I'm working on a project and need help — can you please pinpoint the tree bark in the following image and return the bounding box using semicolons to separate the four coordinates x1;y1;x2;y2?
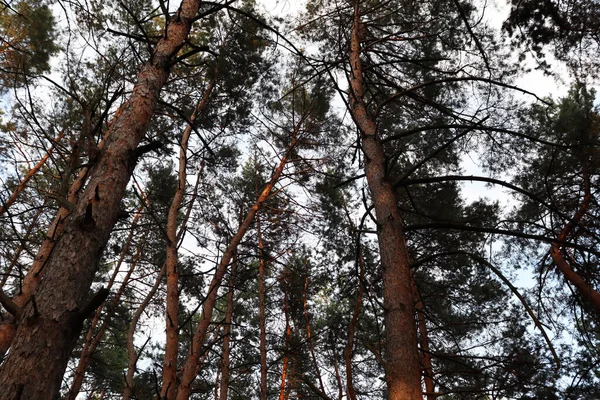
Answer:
124;264;166;400
344;249;364;400
302;260;326;394
66;216;146;400
257;214;269;400
278;290;291;400
160;75;216;400
218;252;237;400
175;133;298;400
550;167;600;314
0;131;64;216
0;0;203;397
0;134;97;357
411;276;435;400
347;2;421;399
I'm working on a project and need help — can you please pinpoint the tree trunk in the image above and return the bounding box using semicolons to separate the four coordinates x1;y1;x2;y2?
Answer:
0;134;98;357
176;133;298;400
257;214;269;400
347;2;421;399
66;218;146;400
278;290;291;400
218;252;237;400
302;260;326;394
412;276;435;400
124;264;166;400
0;0;203;397
160;76;216;400
344;249;364;400
550;168;600;314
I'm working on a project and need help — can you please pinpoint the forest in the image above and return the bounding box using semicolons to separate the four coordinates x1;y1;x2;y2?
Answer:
0;0;599;398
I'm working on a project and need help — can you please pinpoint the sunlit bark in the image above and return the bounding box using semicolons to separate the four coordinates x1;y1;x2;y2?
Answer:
0;0;204;395
0;131;64;216
218;252;237;400
347;1;421;398
176;131;299;400
161;75;216;400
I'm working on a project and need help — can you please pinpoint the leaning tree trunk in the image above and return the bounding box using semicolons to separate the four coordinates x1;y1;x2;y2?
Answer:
0;1;204;397
346;1;422;399
550;166;600;314
176;132;298;400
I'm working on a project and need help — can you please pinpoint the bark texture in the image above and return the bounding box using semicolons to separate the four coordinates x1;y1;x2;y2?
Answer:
0;1;202;397
550;168;600;314
347;1;422;399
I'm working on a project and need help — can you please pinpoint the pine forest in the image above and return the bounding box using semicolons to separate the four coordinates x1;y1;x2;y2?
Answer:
0;0;600;398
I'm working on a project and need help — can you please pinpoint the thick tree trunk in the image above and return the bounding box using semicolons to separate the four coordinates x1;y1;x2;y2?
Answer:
0;135;95;357
0;1;203;397
347;2;421;399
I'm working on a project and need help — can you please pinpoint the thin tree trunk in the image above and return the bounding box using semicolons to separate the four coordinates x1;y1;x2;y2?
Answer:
218;252;237;400
175;132;298;400
257;214;269;400
333;355;343;400
278;290;291;400
302;260;326;394
66;219;147;400
344;249;364;400
0;131;64;216
123;264;166;400
0;0;204;396
411;276;435;400
347;2;421;399
549;167;600;314
124;161;203;400
161;76;216;400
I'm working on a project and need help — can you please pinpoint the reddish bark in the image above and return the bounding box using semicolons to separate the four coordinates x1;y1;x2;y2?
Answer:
0;0;203;397
218;252;237;400
278;290;292;400
347;2;421;399
175;133;298;400
0;131;64;216
302;261;326;394
124;162;203;400
550;168;600;314
257;214;269;400
412;277;435;400
161;76;216;400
